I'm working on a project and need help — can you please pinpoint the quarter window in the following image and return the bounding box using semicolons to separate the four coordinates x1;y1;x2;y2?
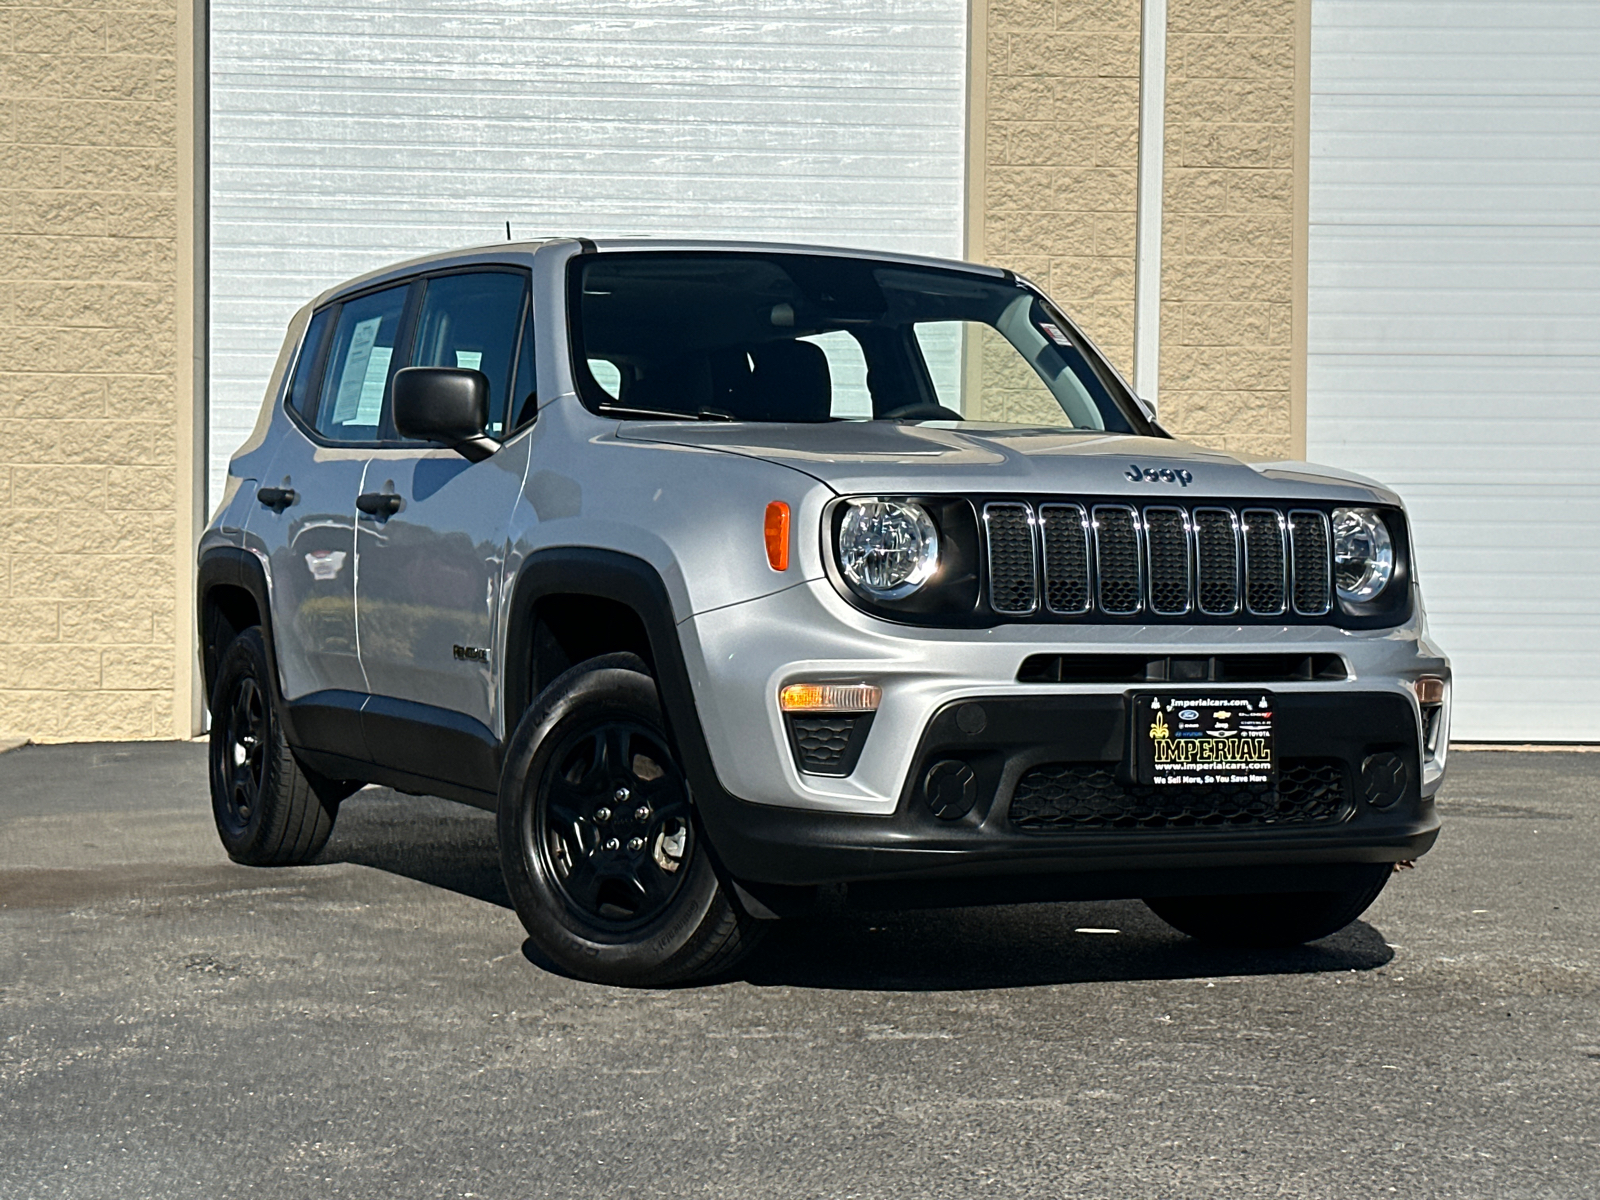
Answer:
286;307;333;422
315;285;409;442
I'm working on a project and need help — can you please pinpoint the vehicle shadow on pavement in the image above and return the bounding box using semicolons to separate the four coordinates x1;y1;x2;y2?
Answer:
314;788;513;909
737;902;1393;991
315;788;1393;991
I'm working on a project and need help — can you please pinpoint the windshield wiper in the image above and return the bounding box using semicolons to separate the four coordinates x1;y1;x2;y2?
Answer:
597;403;736;422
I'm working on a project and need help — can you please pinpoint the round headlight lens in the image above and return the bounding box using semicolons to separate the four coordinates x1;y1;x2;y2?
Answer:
837;499;940;600
1332;507;1394;602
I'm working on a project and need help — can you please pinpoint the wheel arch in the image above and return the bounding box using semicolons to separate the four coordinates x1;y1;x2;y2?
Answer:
197;547;296;740
502;549;727;816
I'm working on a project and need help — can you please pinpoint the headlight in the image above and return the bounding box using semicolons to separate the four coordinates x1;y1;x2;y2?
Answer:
1332;507;1394;602
837;499;940;600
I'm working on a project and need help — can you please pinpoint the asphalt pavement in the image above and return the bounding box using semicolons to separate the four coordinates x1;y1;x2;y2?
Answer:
0;741;1596;1199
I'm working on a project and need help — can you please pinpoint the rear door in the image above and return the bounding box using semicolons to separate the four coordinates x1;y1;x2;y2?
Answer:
252;283;411;721
353;268;534;779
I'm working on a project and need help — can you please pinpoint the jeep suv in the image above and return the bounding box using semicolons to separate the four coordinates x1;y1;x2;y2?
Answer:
198;239;1449;985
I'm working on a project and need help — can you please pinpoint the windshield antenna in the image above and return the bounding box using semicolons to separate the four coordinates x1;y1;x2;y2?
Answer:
505;221;512;241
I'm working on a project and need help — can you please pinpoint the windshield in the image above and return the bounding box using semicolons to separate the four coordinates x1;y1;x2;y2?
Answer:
568;251;1147;433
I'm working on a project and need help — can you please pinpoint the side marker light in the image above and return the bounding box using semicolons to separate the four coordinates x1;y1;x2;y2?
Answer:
764;501;790;571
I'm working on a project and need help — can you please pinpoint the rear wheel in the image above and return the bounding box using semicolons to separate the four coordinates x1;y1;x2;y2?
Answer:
497;653;763;986
208;627;344;865
1144;864;1393;948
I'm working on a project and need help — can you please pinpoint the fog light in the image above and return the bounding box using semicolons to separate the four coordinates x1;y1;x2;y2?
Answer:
779;682;881;713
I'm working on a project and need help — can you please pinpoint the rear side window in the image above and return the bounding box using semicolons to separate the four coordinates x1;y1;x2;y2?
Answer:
314;284;410;442
286;307;333;422
408;271;527;438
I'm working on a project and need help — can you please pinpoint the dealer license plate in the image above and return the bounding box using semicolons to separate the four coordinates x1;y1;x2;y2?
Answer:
1131;692;1276;787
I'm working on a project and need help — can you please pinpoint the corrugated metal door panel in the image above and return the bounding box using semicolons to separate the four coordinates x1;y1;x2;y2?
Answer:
1308;0;1600;740
209;0;967;505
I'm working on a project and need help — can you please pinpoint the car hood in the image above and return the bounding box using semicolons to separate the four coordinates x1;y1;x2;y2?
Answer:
615;421;1402;506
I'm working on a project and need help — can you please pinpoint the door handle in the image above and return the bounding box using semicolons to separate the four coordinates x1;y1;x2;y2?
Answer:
256;486;297;511
356;491;403;518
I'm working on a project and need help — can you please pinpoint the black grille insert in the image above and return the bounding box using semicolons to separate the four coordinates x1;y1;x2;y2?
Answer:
1040;503;1090;614
1241;508;1286;616
1092;505;1141;615
1008;757;1348;831
1144;506;1191;615
1288;510;1332;616
984;502;1037;616
1194;508;1240;615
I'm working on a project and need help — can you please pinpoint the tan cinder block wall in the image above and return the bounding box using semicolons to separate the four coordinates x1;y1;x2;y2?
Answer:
1156;0;1298;460
0;0;183;741
974;0;1143;376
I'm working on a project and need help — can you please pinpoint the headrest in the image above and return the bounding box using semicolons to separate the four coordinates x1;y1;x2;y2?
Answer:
743;340;833;422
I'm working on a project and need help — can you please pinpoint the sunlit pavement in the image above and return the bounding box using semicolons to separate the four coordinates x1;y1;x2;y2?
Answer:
1;742;1595;1199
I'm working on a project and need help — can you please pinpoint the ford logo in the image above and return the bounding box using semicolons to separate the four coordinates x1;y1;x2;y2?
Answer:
1178;709;1199;721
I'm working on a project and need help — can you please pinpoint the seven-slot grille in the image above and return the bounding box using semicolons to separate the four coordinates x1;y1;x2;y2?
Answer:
982;502;1333;620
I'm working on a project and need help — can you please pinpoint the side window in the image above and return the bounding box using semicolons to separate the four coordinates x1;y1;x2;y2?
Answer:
286;308;333;421
409;271;527;438
315;284;410;442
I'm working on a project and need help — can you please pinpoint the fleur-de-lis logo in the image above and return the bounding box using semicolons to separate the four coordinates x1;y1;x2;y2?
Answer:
1149;711;1170;740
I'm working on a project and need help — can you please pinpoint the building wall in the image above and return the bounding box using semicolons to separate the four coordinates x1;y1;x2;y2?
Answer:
1155;0;1299;460
971;0;1143;376
0;0;188;741
0;0;1307;744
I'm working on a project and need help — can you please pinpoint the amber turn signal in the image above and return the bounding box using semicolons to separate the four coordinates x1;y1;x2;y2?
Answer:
764;501;790;571
1415;675;1446;705
779;682;882;713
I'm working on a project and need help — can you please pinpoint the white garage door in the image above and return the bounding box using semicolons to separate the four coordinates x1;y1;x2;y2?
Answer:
208;0;968;507
1307;1;1600;741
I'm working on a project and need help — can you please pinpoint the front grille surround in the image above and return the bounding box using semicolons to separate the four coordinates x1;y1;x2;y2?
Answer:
975;498;1340;624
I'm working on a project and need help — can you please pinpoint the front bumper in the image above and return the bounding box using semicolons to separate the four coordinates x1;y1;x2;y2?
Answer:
678;579;1447;896
694;688;1440;895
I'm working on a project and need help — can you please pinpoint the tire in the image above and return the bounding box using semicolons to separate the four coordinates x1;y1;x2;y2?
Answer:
208;627;343;866
497;653;764;986
1144;864;1393;948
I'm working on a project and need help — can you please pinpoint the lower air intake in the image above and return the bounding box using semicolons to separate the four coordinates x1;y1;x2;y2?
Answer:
1008;759;1347;831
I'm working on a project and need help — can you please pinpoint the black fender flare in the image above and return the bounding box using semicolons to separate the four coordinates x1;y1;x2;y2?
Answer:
196;546;301;746
501;548;751;846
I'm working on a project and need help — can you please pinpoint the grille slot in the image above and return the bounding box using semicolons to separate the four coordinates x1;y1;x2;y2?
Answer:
1092;505;1142;616
983;502;1037;615
1241;508;1286;616
1193;508;1240;615
1039;504;1091;614
1143;506;1191;615
1288;509;1333;616
1008;758;1348;831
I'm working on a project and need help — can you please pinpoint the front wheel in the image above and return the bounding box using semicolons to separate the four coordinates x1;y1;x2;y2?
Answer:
1144;864;1393;948
497;654;763;986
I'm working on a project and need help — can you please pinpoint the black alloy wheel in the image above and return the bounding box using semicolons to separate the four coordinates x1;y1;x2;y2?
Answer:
218;673;269;839
497;653;764;986
534;718;694;928
207;626;344;865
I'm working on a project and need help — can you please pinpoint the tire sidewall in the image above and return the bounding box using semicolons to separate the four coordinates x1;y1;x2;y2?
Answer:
497;655;722;983
208;627;279;861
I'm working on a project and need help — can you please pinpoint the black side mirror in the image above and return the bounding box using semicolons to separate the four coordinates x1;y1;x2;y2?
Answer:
392;367;501;462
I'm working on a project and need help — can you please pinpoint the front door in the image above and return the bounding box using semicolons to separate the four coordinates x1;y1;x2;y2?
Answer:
353;269;533;781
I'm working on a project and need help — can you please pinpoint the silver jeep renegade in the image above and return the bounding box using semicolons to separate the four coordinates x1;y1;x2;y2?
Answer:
199;239;1450;985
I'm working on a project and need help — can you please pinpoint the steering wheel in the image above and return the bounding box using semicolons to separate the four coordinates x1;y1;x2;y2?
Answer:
880;403;964;421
